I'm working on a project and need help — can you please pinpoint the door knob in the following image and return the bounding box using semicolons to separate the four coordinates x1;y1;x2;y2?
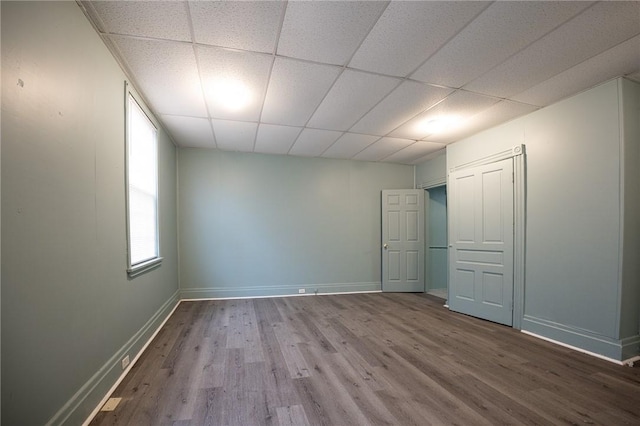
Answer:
383;243;388;249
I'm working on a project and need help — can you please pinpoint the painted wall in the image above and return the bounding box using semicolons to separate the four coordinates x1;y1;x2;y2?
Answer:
179;149;414;298
1;2;179;424
426;186;447;291
415;153;446;188
620;78;640;348
446;78;639;360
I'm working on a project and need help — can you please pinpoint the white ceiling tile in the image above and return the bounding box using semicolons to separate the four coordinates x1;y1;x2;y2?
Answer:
350;81;453;136
464;1;640;98
423;100;538;144
111;37;206;117
189;1;284;53
162;115;215;148
511;35;640;107
349;1;490;77
411;1;592;88
289;128;342;157
277;1;387;65
88;1;191;41
321;133;380;160
390;90;499;140
352;137;414;162
261;58;341;126
211;120;257;153
197;46;273;122
254;124;302;155
382;142;446;164
308;70;400;131
410;150;447;166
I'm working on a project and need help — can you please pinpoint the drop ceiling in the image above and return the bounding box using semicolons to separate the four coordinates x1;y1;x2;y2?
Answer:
80;1;640;165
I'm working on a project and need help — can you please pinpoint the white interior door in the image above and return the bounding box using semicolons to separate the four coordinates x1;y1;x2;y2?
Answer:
448;158;514;325
382;190;424;292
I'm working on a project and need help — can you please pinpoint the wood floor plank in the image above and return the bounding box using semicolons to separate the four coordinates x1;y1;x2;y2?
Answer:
275;405;310;426
272;322;312;379
90;293;640;426
254;315;301;409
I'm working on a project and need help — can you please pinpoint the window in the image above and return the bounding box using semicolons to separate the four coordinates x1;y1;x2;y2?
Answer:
126;89;161;275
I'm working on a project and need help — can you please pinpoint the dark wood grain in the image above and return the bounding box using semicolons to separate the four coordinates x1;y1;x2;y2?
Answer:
90;293;640;425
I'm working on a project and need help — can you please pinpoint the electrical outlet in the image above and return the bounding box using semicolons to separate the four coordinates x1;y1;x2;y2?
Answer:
298;288;306;294
121;355;130;370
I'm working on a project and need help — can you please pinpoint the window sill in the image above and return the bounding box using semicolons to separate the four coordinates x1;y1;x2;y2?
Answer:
128;257;163;277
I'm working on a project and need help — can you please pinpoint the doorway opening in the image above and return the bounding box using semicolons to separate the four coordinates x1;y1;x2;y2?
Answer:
425;185;448;302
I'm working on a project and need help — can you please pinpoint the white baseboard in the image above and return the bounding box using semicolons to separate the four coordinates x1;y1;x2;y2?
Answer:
68;291;181;426
81;287;382;424
521;330;639;366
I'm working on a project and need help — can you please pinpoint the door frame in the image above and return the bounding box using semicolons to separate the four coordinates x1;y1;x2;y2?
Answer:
448;145;526;330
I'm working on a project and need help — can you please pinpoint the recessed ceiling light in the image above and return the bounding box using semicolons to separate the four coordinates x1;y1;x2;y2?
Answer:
209;79;252;111
418;115;462;134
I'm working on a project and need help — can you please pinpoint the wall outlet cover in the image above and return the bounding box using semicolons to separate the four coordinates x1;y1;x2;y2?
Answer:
121;355;130;370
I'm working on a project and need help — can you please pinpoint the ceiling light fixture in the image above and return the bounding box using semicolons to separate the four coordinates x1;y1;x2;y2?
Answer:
210;79;252;111
419;115;462;135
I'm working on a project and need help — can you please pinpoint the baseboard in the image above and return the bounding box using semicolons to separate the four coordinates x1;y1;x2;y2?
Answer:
45;289;181;426
621;334;640;361
180;282;382;300
522;315;639;362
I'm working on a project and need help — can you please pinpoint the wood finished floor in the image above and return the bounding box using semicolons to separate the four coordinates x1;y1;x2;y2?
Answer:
90;293;640;425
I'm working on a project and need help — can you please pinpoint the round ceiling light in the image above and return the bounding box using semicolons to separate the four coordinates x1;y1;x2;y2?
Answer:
211;79;251;111
419;115;462;134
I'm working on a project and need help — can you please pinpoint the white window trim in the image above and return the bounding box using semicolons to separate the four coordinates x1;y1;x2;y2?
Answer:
125;82;162;277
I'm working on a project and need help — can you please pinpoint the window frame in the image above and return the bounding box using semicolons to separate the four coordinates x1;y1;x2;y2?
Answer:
125;82;162;276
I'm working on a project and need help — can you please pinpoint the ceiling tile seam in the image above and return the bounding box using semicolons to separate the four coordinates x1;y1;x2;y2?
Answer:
346;136;385;161
317;132;349;158
374;85;537;144
341;59;456;136
342;20;509;138
102;31;466;95
452;87;533;105
99;34;179;147
272;0;289;57
287;0;391;139
251;0;289;153
77;1;107;34
378;140;420;163
402;0;494;84
410;148;446;165
193;43;275;60
375;89;460;141
96;31;195;46
285;64;345;156
460;0;598;93
186;1;218;148
340;0;391;67
419;98;510;144
76;2;181;147
251;56;277;152
508;31;640;106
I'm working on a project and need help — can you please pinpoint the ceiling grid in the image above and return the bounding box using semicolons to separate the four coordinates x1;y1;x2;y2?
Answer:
79;0;640;164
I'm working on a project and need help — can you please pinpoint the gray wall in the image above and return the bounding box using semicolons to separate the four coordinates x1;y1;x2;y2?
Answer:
1;2;179;424
426;186;447;291
620;78;640;344
415;153;446;188
178;149;414;298
446;78;639;360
